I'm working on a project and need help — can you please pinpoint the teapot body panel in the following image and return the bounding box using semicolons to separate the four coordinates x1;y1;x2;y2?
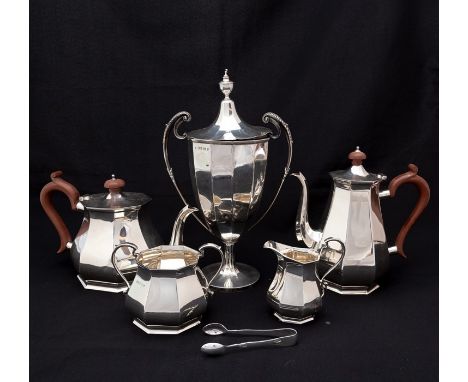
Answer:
126;266;208;326
267;257;323;321
318;183;389;288
71;207;160;283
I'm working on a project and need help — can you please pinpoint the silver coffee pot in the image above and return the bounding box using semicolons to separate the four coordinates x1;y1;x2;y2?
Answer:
163;70;293;290
111;206;223;334
264;238;345;324
40;171;161;292
293;147;430;294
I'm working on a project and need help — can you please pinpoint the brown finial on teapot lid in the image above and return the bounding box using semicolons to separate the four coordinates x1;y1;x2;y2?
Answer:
104;174;126;195
348;146;367;166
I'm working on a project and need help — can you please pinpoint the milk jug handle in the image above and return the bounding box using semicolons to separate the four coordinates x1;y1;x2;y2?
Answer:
39;171;81;254
318;238;346;297
379;164;430;258
162;111;210;231
197;243;224;297
248;112;293;231
111;243;138;292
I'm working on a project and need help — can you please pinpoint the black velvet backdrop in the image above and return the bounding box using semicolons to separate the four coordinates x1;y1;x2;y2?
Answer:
30;1;438;381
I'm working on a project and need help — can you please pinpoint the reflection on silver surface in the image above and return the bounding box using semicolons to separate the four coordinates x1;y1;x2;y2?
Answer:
40;173;161;293
163;71;293;290
201;323;298;356
72;198;160;293
264;239;345;324
293;148;403;294
111;206;223;334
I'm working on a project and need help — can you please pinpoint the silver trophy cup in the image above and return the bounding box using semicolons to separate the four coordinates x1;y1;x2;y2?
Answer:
163;70;293;290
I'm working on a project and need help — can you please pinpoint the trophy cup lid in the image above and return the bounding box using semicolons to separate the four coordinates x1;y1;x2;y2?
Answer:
185;70;272;142
329;147;386;184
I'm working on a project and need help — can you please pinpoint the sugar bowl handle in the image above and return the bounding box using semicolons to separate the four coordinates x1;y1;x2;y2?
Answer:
248;112;293;231
197;243;224;297
39;171;81;253
111;243;139;291
318;238;346;297
379;164;430;258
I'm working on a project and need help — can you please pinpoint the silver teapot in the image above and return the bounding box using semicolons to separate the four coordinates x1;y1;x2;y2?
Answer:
163;70;293;290
264;238;345;324
40;171;161;292
293;147;430;295
111;206;223;334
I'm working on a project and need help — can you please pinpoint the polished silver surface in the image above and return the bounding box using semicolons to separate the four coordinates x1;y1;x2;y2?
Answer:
264;238;345;324
112;206;223;334
163;71;293;290
201;323;297;356
323;280;380;295
79;189;151;211
133;317;201;335
72;180;159;292
72;207;160;292
292;147;394;294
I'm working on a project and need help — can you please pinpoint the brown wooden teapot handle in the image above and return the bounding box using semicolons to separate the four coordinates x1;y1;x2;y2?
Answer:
384;164;430;258
39;171;80;253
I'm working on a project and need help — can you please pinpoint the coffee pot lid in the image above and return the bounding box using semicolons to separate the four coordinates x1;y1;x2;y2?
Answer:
185;70;272;142
79;174;151;210
330;147;385;184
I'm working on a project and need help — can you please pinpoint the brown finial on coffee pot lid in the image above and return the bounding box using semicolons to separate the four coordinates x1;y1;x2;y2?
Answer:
330;146;385;184
348;146;367;166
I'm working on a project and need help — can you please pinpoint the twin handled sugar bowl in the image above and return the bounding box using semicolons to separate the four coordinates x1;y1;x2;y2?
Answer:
264;238;345;324
163;70;293;290
40;171;161;292
112;206;223;334
293;147;430;294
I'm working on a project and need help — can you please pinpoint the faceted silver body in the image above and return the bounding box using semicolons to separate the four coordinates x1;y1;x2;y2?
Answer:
264;239;344;324
112;207;223;334
126;256;209;333
72;205;160;292
163;71;293;290
293;167;391;295
188;139;268;244
317;182;389;293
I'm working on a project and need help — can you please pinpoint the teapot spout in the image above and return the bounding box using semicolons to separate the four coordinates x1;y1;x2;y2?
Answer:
169;205;198;246
291;172;322;249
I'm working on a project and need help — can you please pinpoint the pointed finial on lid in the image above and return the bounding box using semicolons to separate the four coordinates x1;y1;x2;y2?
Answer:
219;69;234;99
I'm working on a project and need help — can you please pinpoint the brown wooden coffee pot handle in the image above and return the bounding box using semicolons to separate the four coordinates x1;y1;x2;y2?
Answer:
383;164;430;258
39;171;80;253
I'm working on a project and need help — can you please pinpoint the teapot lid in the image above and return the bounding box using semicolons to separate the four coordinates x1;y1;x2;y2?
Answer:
79;175;151;210
330;147;386;184
185;70;272;142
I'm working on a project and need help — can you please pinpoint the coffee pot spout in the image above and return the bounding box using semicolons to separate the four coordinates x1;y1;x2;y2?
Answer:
169;206;198;246
291;172;322;249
